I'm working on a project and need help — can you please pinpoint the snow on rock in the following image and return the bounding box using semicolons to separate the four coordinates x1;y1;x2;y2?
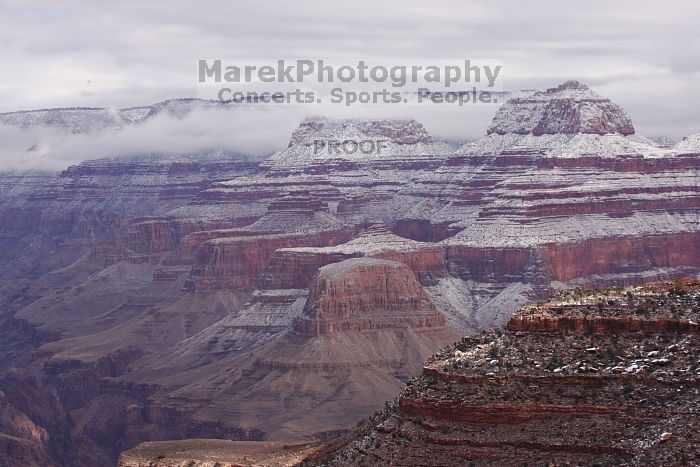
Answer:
283;224;430;255
674;132;700;154
264;118;455;167
444;212;700;248
0;99;222;133
461;81;673;158
0;107;129;133
289;117;434;146
487;80;635;136
462;132;671;158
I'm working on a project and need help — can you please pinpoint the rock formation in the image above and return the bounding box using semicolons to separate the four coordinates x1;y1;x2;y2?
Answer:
487;80;635;136
308;280;700;466
293;258;446;334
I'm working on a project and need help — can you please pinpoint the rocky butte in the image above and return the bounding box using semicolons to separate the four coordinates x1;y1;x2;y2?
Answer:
0;81;698;466
487;80;635;136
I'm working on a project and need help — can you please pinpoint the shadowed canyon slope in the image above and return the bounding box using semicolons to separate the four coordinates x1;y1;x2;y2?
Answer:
0;81;699;465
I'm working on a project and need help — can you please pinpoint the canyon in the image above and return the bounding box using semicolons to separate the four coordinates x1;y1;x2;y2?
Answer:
0;80;698;465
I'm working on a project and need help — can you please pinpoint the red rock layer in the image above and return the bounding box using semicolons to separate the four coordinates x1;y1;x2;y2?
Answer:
293;258;446;335
371;247;447;286
184;230;355;291
260;250;358;290
391;219;461;242
124;218;233;254
258;225;448;290
507;314;700;334
446;246;532;282
544;232;700;281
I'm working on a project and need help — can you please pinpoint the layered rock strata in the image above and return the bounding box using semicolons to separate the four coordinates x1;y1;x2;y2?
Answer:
293;258;446;335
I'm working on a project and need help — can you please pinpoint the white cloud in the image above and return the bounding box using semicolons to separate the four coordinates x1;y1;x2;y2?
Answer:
0;106;305;171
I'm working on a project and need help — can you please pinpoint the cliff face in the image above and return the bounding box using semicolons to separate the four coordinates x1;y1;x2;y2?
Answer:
184;230;354;291
293;258;445;335
172;84;698;302
543;233;700;281
309;279;700;466
265;225;448;289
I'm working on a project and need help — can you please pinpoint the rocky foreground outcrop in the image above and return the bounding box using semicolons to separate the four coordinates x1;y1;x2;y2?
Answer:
306;279;700;465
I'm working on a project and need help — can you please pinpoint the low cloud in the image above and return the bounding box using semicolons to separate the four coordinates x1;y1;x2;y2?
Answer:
2;81;696;172
0;101;503;171
0;106;307;171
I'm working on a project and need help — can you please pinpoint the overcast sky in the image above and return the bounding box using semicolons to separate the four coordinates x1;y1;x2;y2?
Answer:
1;0;699;140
